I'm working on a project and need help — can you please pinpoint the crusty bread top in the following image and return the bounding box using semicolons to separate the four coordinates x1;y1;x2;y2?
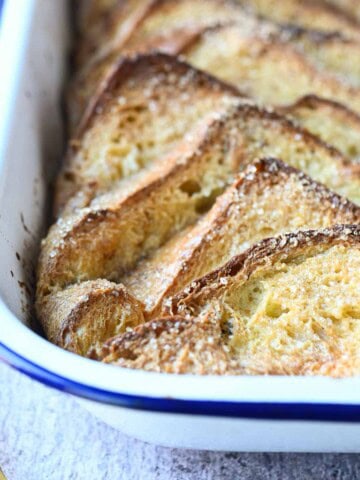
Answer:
36;279;144;357
166;225;360;317
37;157;360;358
38;100;360;300
123;157;360;317
181;23;360;115
101;225;360;376
57;53;240;213
68;18;360;134
101;313;233;374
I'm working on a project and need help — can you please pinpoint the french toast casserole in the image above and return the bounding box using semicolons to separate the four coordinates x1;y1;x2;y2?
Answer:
36;0;360;376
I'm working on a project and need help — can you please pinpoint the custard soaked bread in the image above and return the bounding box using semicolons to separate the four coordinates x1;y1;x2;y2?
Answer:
37;156;360;356
181;24;360;114
123;158;360;318
37;1;360;372
101;226;360;376
43;102;360;296
281;95;360;163
69;20;360;131
37;97;360;355
57;54;240;213
61;54;360;217
68;0;258;129
39;279;145;357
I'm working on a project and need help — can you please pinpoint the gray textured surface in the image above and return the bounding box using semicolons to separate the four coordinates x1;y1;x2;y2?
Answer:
1;362;360;480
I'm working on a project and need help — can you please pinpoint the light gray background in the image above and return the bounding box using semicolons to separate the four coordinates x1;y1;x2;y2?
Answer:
1;362;359;480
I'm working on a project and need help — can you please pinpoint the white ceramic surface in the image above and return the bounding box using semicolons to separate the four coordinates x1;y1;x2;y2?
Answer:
1;0;360;452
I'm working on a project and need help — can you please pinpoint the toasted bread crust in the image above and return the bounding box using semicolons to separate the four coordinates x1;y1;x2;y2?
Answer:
57;54;240;212
100;314;232;374
167;225;360;317
123;158;360;317
38;2;360;373
181;24;360;115
36;279;144;356
101;226;360;376
38;100;360;300
68;18;360;134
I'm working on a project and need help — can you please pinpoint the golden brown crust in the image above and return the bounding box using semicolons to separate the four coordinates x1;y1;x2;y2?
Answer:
58;53;240;212
181;23;360;115
101;226;360;376
167;225;360;317
100;314;232;374
123;158;360;318
38;100;360;302
74;53;239;140
36;279;144;357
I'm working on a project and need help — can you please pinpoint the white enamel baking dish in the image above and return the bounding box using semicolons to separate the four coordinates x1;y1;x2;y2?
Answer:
2;0;360;452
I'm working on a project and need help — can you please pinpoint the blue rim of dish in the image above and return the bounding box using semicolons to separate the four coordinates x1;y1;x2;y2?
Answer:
2;341;360;421
0;0;4;21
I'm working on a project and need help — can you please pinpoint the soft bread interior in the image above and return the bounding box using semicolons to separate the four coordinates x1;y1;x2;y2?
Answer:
221;243;360;376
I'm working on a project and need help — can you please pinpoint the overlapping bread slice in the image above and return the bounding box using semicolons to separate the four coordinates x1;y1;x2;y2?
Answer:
101;225;360;377
274;27;360;88
280;95;360;163
69;19;360;132
123;158;360;319
37;101;360;357
62;53;360;217
74;0;252;72
68;1;260;130
181;24;360;114
58;54;240;213
237;0;360;39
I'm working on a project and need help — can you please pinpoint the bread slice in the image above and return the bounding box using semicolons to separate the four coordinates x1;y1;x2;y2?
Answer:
74;0;252;73
37;98;360;356
275;26;360;88
38;279;144;357
123;158;360;319
68;1;258;130
181;24;360;114
69;19;360;132
237;0;360;40
101;226;360;376
67;26;209;132
280;95;360;163
39;101;360;295
38;157;360;358
101;314;231;374
57;53;240;213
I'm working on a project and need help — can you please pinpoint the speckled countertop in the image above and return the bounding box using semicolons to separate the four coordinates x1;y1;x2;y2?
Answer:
1;363;360;479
